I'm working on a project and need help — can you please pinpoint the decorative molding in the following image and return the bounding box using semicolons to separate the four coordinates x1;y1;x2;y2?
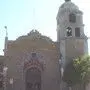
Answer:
15;51;46;74
16;30;53;43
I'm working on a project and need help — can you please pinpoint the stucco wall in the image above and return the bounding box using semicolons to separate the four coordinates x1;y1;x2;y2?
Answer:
5;37;61;90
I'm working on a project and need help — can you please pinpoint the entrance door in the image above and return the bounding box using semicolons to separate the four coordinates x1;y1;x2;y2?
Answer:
25;68;41;90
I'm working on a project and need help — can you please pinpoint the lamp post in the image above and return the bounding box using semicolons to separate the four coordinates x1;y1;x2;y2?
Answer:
4;26;8;37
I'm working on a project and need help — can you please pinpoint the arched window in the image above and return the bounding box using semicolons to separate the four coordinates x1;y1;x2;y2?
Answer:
66;27;72;37
69;13;76;23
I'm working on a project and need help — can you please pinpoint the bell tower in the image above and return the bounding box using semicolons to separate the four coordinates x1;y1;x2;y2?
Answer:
56;0;88;66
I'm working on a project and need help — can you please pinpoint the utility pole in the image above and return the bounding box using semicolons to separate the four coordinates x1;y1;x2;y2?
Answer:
4;26;8;37
4;26;8;56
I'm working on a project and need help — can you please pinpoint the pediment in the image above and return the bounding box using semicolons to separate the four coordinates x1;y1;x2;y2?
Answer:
16;30;53;43
7;30;57;51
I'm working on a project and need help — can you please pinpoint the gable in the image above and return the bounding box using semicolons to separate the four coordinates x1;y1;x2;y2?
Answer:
6;30;58;56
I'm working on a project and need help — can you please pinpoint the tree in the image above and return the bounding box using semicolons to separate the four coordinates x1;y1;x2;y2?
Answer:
74;55;90;85
62;55;90;87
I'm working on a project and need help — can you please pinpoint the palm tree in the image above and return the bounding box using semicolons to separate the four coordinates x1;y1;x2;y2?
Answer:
63;55;90;90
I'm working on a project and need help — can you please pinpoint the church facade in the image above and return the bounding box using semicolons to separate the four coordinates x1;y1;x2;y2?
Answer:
0;0;88;90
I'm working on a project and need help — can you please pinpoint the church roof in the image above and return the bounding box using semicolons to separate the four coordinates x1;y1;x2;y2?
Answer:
7;30;58;52
56;0;82;19
60;1;79;10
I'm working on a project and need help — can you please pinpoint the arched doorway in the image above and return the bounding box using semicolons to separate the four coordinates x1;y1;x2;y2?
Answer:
25;67;41;90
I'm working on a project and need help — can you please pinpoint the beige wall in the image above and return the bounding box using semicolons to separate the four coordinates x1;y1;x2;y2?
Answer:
5;38;61;90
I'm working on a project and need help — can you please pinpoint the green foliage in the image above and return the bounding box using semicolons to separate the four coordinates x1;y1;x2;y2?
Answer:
62;55;90;86
74;55;90;85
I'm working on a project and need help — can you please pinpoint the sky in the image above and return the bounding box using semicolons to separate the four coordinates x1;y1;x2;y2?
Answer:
0;0;90;55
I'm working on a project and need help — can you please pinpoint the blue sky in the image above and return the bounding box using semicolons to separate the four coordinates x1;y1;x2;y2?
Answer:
0;0;90;55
